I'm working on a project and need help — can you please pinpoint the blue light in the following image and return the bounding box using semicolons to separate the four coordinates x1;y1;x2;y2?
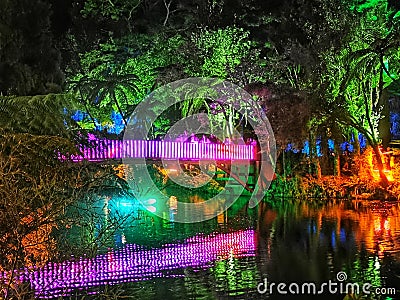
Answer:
331;231;336;249
340;142;354;152
316;139;322;157
359;133;367;149
327;140;335;152
339;228;346;243
301;140;322;156
302;140;310;155
390;112;400;139
285;143;300;153
71;110;87;121
70;110;125;134
108;111;125;134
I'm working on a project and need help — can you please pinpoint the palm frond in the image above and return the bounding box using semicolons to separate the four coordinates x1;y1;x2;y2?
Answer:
0;94;79;137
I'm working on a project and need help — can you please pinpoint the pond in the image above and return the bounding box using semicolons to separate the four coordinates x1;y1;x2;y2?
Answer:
16;196;400;299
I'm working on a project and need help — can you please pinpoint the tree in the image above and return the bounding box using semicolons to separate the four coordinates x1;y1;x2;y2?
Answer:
256;87;311;152
252;0;353;90
81;0;142;23
71;72;140;127
183;27;252;79
0;0;64;95
177;27;255;138
0;94;79;138
320;0;400;186
0;93;132;298
68;34;184;131
0;132;130;299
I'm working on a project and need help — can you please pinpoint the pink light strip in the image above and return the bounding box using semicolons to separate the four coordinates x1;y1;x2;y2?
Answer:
68;139;256;162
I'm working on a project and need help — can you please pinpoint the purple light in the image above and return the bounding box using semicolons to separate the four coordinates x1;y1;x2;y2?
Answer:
68;139;256;162
3;230;256;298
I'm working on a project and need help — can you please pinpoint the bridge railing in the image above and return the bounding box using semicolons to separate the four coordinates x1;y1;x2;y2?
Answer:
70;140;256;162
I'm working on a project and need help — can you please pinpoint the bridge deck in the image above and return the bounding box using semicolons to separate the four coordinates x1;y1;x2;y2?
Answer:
70;139;256;162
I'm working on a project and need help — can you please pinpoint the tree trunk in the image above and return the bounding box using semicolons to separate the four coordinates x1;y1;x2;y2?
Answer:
353;130;360;156
334;140;341;177
112;91;128;126
372;144;389;188
316;159;322;179
352;131;361;175
378;87;391;149
320;136;330;175
309;133;316;176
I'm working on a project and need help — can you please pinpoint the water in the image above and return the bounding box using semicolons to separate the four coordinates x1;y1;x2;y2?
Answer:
14;197;400;299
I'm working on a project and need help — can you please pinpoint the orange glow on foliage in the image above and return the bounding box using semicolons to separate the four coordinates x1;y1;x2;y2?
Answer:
365;147;394;182
21;206;56;268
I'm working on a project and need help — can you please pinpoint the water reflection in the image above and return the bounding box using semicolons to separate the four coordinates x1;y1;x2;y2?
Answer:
256;199;400;299
4;198;400;299
292;200;400;259
18;230;255;298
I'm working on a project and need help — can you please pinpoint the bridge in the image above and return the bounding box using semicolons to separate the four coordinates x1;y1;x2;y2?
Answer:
70;139;257;162
66;138;259;193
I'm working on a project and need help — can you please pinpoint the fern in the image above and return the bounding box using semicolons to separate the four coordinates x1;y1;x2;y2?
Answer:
0;94;79;137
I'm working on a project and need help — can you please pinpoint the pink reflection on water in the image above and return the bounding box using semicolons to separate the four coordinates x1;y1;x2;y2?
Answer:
3;230;255;298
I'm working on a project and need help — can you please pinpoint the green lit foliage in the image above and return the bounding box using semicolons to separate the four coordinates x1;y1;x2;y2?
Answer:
175;79;249;139
228;41;294;88
81;0;141;21
121;34;185;91
265;174;306;198
71;70;140;127
320;0;400;186
149;116;171;139
0;94;79;138
179;84;216;117
177;27;262;139
325;1;399;132
325;50;383;137
184;27;252;79
350;0;393;13
69;34;185;130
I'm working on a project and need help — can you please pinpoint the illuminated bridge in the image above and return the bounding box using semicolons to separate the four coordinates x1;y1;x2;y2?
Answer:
70;139;257;162
64;138;260;193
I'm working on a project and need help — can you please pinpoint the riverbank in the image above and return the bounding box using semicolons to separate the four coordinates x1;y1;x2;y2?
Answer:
292;175;400;201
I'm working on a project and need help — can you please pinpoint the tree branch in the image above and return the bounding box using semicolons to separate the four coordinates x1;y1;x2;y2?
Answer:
163;0;172;26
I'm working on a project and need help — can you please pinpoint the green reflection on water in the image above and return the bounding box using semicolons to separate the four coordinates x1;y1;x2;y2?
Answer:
212;258;258;296
57;192;400;299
